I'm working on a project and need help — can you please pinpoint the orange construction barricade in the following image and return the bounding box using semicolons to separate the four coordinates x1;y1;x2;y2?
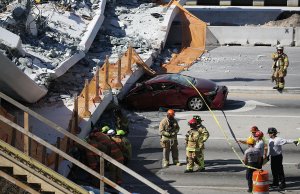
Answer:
253;170;269;194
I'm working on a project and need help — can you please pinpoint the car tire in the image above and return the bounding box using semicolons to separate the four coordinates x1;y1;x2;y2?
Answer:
187;96;206;111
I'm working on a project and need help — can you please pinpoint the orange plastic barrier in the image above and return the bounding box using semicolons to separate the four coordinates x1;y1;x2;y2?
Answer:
161;1;206;73
253;170;269;194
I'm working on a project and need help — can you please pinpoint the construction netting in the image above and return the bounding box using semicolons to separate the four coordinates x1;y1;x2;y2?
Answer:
161;1;207;73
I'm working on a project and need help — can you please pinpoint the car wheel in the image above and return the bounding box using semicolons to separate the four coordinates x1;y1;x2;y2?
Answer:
187;97;205;111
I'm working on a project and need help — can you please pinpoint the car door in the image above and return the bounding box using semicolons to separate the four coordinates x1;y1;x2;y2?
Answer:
126;83;154;109
150;82;185;108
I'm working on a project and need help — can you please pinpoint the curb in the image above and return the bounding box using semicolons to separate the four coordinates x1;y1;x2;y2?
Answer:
228;86;300;94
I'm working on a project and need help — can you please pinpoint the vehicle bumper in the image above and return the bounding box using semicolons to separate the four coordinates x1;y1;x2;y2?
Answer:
211;86;228;109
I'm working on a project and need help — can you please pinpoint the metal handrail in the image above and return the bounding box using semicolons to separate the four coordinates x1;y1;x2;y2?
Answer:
0;91;168;194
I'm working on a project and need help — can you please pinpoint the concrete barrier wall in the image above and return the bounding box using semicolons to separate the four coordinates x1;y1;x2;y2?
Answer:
167;25;296;46
208;26;294;46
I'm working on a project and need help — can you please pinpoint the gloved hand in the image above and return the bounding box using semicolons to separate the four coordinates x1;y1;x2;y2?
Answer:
293;140;299;146
162;131;170;137
170;132;176;136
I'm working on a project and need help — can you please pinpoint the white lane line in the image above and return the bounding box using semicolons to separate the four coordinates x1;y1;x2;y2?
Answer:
175;113;300;118
130;158;298;166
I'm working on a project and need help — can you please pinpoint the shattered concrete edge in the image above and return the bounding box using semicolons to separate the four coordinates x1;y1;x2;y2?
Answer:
53;0;107;78
78;0;107;52
0;52;47;103
118;0;187;101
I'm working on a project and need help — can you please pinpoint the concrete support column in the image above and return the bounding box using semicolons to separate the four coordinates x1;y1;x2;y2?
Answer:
287;0;299;6
220;0;231;6
253;0;265;6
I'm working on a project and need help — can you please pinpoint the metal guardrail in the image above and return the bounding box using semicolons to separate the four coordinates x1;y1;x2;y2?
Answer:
0;138;89;194
0;91;168;194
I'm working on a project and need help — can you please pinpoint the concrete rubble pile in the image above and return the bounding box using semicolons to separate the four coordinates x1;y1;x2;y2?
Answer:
85;0;165;64
47;0;167;103
0;0;99;87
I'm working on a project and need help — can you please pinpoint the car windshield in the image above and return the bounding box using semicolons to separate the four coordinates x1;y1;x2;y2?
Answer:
166;74;196;87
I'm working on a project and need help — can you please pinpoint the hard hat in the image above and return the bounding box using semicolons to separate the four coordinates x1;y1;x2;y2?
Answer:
255;131;264;138
276;45;284;50
167;109;175;116
193;115;203;123
107;129;115;136
101;126;110;133
250;126;259;132
116;130;126;136
267;127;278;134
246;137;255;145
188;118;197;125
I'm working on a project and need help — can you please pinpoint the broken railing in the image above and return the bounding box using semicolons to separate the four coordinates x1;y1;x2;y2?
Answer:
0;91;168;194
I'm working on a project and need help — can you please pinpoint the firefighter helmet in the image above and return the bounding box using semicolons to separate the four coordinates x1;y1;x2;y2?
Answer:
107;129;115;136
276;45;284;50
188;118;197;126
101;126;110;133
250;126;259;132
255;131;264;138
116;130;126;136
167;109;175;117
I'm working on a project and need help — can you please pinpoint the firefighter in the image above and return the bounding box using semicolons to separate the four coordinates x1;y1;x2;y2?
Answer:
112;130;131;166
192;115;209;171
243;138;261;193
86;126;111;171
267;127;298;189
185;118;202;173
271;45;289;91
107;129;124;185
159;109;180;168
113;108;129;135
116;129;132;165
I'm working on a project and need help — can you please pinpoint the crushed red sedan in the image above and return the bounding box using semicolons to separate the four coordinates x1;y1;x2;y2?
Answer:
122;74;228;111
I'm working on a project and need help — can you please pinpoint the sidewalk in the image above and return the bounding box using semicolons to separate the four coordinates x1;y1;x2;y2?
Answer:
228;86;300;94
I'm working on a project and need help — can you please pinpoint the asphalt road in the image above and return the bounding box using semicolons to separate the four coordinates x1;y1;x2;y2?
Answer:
120;46;300;194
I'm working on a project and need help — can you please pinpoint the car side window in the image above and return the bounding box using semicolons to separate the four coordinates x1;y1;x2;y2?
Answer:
149;83;177;92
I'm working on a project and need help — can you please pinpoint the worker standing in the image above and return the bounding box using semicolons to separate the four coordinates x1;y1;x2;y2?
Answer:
254;131;265;168
86;126;111;171
243;138;261;193
193;115;209;171
271;45;289;91
114;130;132;165
266;127;298;189
107;129;124;185
185;118;202;173
159;109;180;168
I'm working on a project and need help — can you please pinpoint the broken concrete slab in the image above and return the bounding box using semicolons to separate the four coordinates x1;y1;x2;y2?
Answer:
0;27;24;55
0;52;47;103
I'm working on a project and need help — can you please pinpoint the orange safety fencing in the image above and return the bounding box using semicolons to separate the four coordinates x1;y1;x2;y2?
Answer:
161;1;207;73
77;47;156;120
